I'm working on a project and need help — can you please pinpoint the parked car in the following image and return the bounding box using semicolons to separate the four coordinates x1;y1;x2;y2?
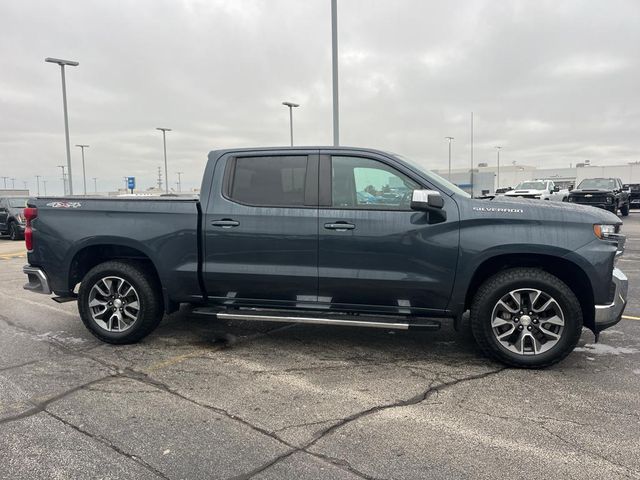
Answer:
623;183;640;209
503;180;558;200
567;178;630;216
22;147;627;368
0;196;28;240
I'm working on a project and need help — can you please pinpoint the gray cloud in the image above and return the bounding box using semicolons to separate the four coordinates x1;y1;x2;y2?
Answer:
1;0;639;194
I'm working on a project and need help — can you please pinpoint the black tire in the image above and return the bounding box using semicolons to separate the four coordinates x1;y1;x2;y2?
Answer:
620;203;630;217
78;260;164;344
8;222;21;241
470;268;582;368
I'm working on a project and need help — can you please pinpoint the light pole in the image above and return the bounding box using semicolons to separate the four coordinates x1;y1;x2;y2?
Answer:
470;112;474;197
75;144;89;195
331;0;339;146
495;146;502;191
445;137;454;180
43;180;47;196
23;181;28;190
282;102;299;146
176;171;183;192
57;165;67;195
10;178;15;189
156;128;171;194
1;176;7;189
35;175;41;195
93;177;98;193
46;57;79;195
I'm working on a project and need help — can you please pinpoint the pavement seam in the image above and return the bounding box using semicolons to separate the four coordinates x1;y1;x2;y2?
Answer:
44;409;171;480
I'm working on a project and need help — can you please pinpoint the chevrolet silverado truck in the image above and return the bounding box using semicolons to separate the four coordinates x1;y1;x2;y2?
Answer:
502;180;558;201
0;196;28;240
568;177;630;216
22;147;628;367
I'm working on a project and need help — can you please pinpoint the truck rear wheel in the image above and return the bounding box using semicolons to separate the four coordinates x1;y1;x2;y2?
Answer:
78;261;163;344
470;268;582;368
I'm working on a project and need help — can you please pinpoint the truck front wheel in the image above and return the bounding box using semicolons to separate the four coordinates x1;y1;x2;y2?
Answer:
470;268;582;368
78;261;164;344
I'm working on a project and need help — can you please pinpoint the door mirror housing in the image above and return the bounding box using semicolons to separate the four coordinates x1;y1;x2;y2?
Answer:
410;190;444;211
553;186;560;192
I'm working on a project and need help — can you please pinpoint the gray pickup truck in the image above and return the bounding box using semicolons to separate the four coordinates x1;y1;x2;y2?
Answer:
22;147;628;367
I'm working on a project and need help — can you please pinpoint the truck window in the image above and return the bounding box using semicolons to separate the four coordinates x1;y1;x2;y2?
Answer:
228;156;308;207
331;156;419;210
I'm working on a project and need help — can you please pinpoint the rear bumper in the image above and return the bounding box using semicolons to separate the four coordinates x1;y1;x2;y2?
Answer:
594;268;627;331
23;265;51;295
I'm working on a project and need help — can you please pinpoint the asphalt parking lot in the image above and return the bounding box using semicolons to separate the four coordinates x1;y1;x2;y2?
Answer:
1;214;639;480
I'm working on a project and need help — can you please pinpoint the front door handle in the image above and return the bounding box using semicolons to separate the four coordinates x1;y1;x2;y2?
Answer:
211;219;240;228
324;222;355;231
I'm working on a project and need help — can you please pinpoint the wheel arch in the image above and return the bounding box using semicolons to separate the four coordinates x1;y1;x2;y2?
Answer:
463;253;595;331
67;239;175;313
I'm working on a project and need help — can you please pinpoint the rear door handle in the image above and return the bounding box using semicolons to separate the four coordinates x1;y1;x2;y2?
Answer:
324;222;355;231
211;219;240;228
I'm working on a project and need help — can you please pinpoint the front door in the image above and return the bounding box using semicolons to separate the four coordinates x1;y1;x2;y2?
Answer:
317;152;459;314
203;152;319;307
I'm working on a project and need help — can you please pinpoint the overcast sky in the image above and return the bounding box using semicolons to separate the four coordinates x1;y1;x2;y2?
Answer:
1;0;639;195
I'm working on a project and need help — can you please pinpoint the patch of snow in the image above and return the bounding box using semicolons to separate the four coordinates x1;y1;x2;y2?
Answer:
574;343;638;355
36;332;87;344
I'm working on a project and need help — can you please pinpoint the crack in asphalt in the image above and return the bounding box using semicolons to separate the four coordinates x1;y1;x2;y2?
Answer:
537;423;640;478
227;368;507;480
44;409;171;480
0;359;41;372
0;375;117;425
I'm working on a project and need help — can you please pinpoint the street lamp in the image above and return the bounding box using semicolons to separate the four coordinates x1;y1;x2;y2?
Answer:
35;175;41;195
46;57;79;195
445;137;454;180
57;165;67;195
75;144;89;195
92;177;98;193
176;171;184;192
331;0;339;146
495;146;502;191
43;179;47;196
10;178;16;189
156;128;171;194
0;176;8;189
282;102;300;146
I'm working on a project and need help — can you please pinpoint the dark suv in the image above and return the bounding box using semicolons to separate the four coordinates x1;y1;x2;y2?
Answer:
624;183;640;209
567;178;630;216
0;197;28;240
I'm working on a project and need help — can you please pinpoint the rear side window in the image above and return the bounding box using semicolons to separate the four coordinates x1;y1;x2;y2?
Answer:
229;156;308;207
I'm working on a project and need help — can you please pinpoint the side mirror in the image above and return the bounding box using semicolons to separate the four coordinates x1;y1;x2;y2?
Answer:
553;186;560;192
411;190;444;211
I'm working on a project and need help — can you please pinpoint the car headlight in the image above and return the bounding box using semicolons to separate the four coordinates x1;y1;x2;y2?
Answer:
605;196;613;204
593;224;617;239
567;196;574;202
15;214;24;223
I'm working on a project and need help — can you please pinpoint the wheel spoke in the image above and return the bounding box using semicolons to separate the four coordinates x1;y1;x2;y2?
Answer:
497;300;518;314
492;316;511;328
508;291;522;310
89;298;107;307
497;325;516;340
543;314;564;326
538;324;560;340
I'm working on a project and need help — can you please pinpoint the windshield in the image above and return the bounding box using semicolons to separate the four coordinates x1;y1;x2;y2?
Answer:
578;178;616;190
515;181;546;190
391;153;471;198
7;198;28;208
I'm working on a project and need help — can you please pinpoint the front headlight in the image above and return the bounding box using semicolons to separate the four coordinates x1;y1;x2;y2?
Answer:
567;196;574;202
593;224;617;239
15;214;24;223
606;196;613;204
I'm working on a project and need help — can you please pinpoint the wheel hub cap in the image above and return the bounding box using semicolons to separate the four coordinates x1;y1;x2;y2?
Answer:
520;315;532;326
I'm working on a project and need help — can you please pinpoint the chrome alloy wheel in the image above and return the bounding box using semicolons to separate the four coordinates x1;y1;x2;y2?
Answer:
490;288;565;355
88;276;140;332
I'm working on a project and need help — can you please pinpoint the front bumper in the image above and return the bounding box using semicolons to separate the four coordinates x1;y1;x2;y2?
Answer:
594;268;627;331
23;265;51;295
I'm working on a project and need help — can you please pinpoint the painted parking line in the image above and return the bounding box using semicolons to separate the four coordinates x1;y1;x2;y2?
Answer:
622;315;640;321
0;253;26;260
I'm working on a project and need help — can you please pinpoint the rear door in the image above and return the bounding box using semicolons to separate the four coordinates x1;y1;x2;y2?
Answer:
203;151;319;307
317;151;459;314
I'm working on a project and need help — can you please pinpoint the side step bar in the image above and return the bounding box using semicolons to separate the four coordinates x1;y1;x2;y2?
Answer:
192;308;441;331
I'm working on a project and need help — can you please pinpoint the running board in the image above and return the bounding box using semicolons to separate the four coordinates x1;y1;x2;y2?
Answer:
192;308;441;331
